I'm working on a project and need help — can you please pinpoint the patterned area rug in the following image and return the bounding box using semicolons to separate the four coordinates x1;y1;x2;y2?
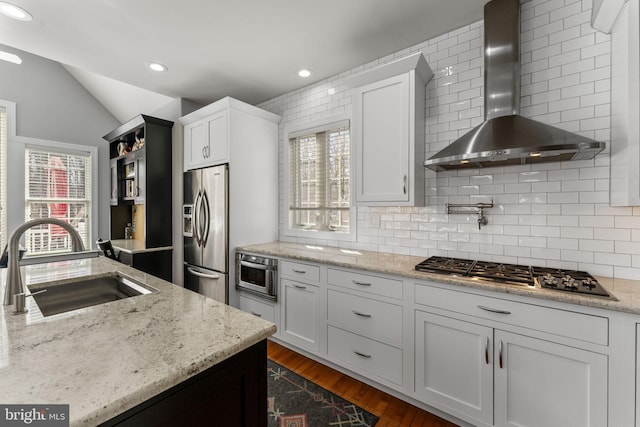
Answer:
267;359;379;427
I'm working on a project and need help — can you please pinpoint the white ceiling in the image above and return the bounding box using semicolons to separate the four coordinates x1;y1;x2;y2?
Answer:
1;0;489;109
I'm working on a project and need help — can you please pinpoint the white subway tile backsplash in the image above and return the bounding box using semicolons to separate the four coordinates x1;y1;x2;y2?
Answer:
262;0;637;279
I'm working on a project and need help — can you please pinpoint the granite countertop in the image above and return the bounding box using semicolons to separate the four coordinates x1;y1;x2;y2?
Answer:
237;241;640;315
110;239;172;254
1;257;275;426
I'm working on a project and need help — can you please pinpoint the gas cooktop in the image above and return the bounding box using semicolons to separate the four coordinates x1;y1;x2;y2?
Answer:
415;256;612;298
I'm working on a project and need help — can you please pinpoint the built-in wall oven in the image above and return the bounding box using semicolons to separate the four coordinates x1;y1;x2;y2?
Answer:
235;252;278;301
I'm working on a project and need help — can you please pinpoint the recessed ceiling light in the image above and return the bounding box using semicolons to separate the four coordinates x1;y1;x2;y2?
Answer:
297;69;312;78
0;2;32;21
147;62;168;72
0;50;22;64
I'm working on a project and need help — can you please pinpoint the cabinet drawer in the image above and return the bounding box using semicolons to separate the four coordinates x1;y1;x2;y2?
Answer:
280;260;320;283
328;289;403;346
327;268;402;300
415;283;608;346
238;294;276;325
327;326;403;386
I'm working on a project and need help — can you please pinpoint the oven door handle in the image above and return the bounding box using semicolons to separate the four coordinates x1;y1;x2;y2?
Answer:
239;260;274;270
187;267;220;280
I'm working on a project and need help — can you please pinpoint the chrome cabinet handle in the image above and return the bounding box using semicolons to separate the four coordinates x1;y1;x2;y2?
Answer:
293;284;306;290
485;336;489;364
477;305;511;315
250;311;262;317
499;340;503;369
403;175;407;194
353;349;372;358
352;310;372;318
292;269;307;274
352;280;371;286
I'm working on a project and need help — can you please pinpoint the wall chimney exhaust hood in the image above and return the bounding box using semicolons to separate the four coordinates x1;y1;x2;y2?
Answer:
424;0;606;171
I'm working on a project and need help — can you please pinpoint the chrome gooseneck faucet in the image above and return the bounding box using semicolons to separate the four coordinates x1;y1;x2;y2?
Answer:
3;218;85;306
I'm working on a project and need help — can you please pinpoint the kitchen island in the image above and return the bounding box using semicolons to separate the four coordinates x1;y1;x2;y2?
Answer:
0;256;276;426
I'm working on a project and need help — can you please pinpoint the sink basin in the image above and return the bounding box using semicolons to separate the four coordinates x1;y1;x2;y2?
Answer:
29;274;154;317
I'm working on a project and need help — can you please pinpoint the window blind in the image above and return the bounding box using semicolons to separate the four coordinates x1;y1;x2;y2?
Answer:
0;107;6;251
24;147;91;255
289;121;350;232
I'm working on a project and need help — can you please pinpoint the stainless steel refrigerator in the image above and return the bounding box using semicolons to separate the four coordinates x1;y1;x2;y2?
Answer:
183;164;228;303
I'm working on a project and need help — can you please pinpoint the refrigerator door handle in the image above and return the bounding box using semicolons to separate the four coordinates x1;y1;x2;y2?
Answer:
193;191;202;246
201;190;211;248
186;266;220;280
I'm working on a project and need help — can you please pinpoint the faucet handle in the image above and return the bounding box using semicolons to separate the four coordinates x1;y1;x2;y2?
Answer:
12;289;47;315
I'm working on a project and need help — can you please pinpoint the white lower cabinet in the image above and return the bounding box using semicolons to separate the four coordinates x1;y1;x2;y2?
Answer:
494;330;608;427
415;311;493;426
636;325;640;426
327;326;403;386
281;279;320;352
415;309;608;427
238;293;277;324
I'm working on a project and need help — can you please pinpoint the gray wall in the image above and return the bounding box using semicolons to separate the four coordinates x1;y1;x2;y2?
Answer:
0;44;119;242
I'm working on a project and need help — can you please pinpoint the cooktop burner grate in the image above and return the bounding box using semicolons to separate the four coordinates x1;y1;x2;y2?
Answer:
468;261;533;285
532;266;610;297
415;256;611;298
414;256;475;276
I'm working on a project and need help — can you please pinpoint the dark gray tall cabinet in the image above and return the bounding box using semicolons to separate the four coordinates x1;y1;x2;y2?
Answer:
103;115;173;280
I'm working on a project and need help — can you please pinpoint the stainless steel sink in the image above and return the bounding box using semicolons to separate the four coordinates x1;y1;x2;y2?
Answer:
29;275;154;317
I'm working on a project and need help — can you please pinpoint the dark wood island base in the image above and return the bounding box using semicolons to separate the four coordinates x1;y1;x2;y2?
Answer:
102;340;267;427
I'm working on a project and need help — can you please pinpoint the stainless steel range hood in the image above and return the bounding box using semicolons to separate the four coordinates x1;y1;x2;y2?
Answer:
424;0;605;171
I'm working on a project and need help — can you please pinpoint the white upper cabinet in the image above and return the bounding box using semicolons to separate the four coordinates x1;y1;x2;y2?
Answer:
347;52;433;206
183;110;228;170
610;0;640;206
180;97;279;172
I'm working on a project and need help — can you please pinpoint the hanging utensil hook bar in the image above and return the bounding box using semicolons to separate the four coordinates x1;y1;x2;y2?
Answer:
446;199;494;230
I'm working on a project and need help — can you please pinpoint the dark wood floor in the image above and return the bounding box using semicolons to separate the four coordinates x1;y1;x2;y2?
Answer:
267;340;458;427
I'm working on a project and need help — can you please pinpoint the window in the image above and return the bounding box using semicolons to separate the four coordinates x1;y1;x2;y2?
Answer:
24;147;91;255
288;119;352;235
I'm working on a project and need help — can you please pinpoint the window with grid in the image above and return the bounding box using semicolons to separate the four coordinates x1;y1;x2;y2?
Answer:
24;148;91;255
289;120;350;233
0;106;6;251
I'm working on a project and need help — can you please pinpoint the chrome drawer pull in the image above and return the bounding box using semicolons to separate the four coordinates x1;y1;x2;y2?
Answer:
352;280;371;286
353;349;372;358
477;305;511;315
292;269;307;274
484;336;489;364
293;284;307;290
250;311;262;317
352;310;372;318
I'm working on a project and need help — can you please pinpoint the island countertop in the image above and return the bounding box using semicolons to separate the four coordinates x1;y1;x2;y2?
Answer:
110;239;172;254
237;241;640;315
0;256;276;426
